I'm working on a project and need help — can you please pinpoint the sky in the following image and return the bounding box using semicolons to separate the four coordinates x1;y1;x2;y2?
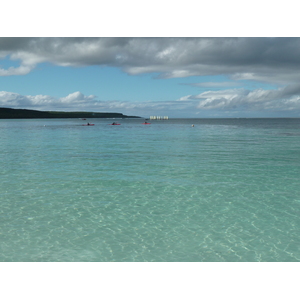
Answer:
1;37;300;118
1;3;300;118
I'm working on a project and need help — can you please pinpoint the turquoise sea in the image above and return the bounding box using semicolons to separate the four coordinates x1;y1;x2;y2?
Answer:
1;118;300;262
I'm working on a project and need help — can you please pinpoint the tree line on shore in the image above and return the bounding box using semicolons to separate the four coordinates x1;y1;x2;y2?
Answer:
0;107;140;119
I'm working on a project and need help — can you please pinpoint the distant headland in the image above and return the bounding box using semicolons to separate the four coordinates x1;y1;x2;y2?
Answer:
0;107;141;119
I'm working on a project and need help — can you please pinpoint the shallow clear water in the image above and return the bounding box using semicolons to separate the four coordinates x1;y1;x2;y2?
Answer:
1;118;300;261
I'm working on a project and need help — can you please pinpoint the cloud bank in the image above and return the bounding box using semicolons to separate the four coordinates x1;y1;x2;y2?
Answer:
1;37;300;85
0;91;189;117
193;85;300;112
1;87;300;118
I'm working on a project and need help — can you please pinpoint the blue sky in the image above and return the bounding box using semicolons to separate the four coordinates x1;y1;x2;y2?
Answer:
1;37;300;118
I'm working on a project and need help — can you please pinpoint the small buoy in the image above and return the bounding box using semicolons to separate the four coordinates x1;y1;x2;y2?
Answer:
192;124;194;127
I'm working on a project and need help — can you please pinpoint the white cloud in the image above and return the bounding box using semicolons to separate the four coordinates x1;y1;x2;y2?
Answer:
192;86;300;112
59;91;96;103
0;64;33;76
177;95;193;101
0;91;97;111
